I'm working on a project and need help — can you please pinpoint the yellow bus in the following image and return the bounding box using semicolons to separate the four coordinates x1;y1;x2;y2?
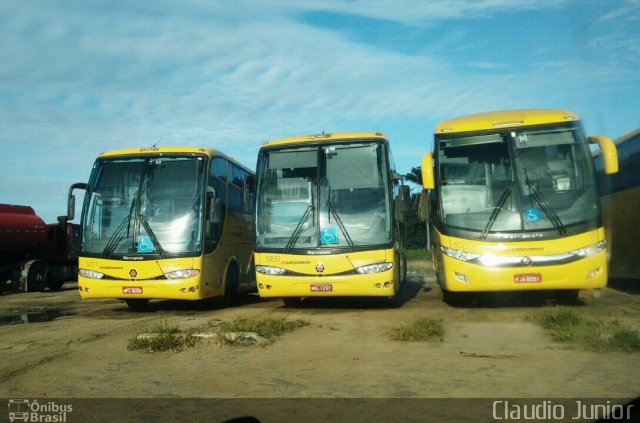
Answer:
594;129;640;280
253;132;410;306
66;146;255;310
420;109;619;303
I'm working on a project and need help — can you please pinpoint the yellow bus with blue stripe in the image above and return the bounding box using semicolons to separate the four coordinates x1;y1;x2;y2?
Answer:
67;146;255;310
253;132;409;306
421;109;618;303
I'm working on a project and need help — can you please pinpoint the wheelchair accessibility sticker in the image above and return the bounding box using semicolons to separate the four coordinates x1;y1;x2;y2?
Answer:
321;227;338;245
525;208;541;222
137;235;153;253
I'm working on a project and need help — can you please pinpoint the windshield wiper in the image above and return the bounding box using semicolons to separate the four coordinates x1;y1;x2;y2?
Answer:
103;199;136;256
138;215;166;258
284;204;314;253
327;199;355;249
523;169;568;236
480;187;511;239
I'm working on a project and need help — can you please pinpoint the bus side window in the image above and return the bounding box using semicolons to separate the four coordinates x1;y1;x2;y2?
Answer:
206;157;227;252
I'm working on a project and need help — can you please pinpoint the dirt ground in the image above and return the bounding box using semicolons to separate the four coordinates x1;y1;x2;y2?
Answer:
1;261;639;422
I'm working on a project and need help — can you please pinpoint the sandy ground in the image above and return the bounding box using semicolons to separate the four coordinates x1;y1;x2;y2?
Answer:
1;262;638;421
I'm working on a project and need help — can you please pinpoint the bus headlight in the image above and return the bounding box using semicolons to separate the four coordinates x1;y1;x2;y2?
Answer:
440;246;480;262
570;241;606;258
356;262;393;274
165;269;200;279
79;269;105;279
256;265;286;275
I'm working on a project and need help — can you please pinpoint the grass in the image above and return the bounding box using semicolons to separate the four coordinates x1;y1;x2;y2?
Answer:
208;315;309;344
388;317;444;342
537;307;640;352
405;248;432;261
127;320;197;352
128;315;310;351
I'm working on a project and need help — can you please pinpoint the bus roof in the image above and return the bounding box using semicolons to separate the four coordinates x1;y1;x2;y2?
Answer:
260;132;387;149
614;128;640;147
96;146;253;173
435;109;579;134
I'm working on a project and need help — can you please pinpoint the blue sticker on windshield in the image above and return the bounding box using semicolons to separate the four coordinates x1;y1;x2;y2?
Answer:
321;227;338;245
137;235;154;253
525;208;541;222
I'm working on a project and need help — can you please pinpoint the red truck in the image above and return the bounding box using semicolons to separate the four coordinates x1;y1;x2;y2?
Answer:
0;204;80;292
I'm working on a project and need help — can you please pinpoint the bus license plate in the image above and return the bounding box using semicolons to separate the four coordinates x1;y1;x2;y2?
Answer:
514;274;541;283
310;283;333;292
123;286;143;294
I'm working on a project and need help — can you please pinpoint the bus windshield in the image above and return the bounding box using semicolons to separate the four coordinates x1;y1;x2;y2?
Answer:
82;155;206;257
256;141;392;250
437;124;599;237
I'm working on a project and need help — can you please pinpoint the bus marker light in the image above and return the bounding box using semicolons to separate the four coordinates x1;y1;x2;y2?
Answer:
454;272;470;283
586;268;601;279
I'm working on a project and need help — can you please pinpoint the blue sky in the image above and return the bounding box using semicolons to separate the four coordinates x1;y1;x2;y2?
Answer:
1;0;638;223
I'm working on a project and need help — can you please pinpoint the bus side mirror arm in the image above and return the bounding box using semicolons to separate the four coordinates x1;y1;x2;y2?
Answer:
63;182;88;222
589;135;619;174
421;153;435;189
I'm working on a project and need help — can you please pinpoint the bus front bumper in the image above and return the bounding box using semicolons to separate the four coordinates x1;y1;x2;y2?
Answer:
78;276;207;301
438;251;607;292
256;271;397;298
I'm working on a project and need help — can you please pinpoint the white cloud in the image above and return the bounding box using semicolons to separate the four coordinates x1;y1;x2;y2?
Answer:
0;0;637;222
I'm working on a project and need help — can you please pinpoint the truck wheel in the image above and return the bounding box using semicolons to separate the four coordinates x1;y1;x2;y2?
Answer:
22;260;49;292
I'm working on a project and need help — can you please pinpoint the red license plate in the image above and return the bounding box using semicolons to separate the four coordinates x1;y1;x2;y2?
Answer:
122;286;143;294
310;283;333;292
514;274;541;283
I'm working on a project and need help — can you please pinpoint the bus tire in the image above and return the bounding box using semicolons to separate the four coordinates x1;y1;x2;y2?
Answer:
223;262;240;301
399;252;407;284
282;297;302;308
555;289;579;304
126;299;150;311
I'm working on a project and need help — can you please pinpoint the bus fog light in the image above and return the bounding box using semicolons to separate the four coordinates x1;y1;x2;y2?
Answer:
586;267;602;279
455;272;470;283
188;286;198;292
258;283;264;289
384;282;391;288
179;288;187;293
375;283;381;288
